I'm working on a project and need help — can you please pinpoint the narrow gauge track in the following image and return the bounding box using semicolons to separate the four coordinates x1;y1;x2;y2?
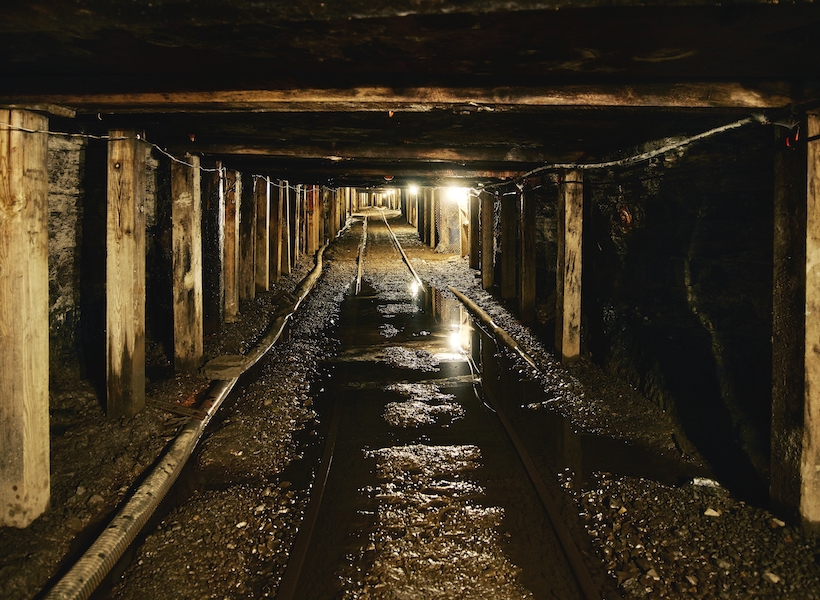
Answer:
278;210;599;600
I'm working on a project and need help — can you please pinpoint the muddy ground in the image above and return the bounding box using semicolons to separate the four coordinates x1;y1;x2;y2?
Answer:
1;210;819;600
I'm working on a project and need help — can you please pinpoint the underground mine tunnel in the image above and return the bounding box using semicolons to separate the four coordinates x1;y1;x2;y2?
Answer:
3;1;820;599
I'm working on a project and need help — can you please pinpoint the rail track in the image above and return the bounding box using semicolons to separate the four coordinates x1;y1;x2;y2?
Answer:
45;210;601;600
277;210;600;600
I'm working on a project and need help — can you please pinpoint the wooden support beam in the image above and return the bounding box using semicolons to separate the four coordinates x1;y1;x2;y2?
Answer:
106;129;146;417
556;170;584;363
224;170;240;322
269;179;283;284
238;168;256;304
171;155;204;372
329;188;339;239
500;192;518;302
254;176;270;292
481;191;495;290
202;163;225;335
307;185;318;255
281;181;292;275
469;190;480;270
802;113;820;526
429;189;438;249
519;182;536;324
292;184;301;263
19;83;793;113
0;109;50;527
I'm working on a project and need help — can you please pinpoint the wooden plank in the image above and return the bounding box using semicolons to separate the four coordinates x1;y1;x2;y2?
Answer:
556;170;583;363
224;170;240;322
0;109;50;527
519;182;536;324
171;155;204;372
429;188;437;249
106;129;146;418
329;187;339;239
500;192;518;302
481;191;495;290
469;190;480;269
803;113;820;526
254;176;270;292
771;119;807;520
202;164;225;335
238;168;256;303
281;181;292;275
20;83;793;113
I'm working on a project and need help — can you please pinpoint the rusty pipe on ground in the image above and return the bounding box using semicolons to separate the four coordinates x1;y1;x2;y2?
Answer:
45;245;329;600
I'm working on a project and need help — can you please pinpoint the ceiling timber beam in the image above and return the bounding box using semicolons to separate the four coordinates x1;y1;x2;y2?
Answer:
192;143;586;164
1;83;796;114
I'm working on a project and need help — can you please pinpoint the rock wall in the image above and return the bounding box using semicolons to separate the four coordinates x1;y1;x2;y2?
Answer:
47;135;86;381
577;126;774;502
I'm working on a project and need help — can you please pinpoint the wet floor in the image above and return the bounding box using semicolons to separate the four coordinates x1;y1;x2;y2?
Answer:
292;280;581;599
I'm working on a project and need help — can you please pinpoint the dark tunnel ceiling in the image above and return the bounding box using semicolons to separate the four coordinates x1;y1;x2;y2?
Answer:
2;0;820;187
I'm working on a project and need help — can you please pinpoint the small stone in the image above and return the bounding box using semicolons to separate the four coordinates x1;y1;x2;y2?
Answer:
770;517;786;528
236;521;247;528
763;572;781;584
76;486;86;496
647;568;660;581
87;493;104;506
704;507;721;517
686;575;699;586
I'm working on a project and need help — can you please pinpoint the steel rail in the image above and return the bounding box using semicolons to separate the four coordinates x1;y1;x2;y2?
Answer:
449;285;601;600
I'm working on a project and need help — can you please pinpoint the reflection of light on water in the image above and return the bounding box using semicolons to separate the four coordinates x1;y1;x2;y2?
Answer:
448;330;462;351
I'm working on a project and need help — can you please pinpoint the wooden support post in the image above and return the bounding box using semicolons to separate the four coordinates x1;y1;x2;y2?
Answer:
106;129;146;417
202;163;225;335
223;170;240;322
429;188;437;249
171;155;204;372
481;191;495;290
801;113;820;526
269;179;283;284
0;110;50;527
519;182;536;324
238;169;256;303
500;192;518;302
556;170;584;363
292;185;301;263
254;176;271;292
330;188;339;239
307;185;318;255
282;181;292;275
469;190;480;269
417;189;425;241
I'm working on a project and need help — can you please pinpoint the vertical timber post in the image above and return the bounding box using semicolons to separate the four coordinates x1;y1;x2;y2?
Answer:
429;188;437;249
224;170;240;322
171;155;203;372
519;181;536;324
202;162;225;335
469;189;480;269
481;191;495;290
0;109;50;527
500;191;518;302
269;179;283;284
282;181;292;275
556;170;584;363
238;168;256;304
802;112;820;526
292;184;301;264
254;176;270;292
106;129;146;417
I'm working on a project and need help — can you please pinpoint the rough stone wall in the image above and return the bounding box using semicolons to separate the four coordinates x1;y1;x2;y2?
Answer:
48;135;86;380
580;126;774;502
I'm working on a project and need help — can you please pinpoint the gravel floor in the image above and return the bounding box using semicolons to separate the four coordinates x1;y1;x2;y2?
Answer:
2;209;819;599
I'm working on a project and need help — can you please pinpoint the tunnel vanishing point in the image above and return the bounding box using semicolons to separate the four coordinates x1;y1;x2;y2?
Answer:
2;0;820;534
